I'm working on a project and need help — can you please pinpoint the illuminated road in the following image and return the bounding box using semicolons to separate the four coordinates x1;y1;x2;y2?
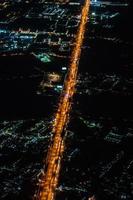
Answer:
35;0;90;199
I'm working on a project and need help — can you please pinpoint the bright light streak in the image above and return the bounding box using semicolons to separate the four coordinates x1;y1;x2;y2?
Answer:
35;1;90;200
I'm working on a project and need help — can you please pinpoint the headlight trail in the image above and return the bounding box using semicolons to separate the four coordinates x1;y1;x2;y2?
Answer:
35;0;90;199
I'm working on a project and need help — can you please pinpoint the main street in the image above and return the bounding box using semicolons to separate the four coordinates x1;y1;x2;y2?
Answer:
35;0;90;199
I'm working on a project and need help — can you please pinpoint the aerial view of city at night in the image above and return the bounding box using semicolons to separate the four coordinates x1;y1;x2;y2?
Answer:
0;0;133;200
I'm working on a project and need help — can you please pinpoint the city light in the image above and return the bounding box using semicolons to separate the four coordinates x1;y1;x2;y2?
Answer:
35;0;90;200
0;1;131;200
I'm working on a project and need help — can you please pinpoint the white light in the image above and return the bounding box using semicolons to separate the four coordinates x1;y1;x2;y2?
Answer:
62;67;67;71
57;85;63;89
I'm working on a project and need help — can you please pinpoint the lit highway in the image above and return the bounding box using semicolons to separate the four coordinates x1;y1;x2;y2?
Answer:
35;0;90;199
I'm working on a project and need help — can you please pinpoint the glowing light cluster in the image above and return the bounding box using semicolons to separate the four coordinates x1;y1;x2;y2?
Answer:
35;1;90;199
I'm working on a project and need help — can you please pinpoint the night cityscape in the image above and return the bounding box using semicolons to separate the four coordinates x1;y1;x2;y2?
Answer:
0;0;133;200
